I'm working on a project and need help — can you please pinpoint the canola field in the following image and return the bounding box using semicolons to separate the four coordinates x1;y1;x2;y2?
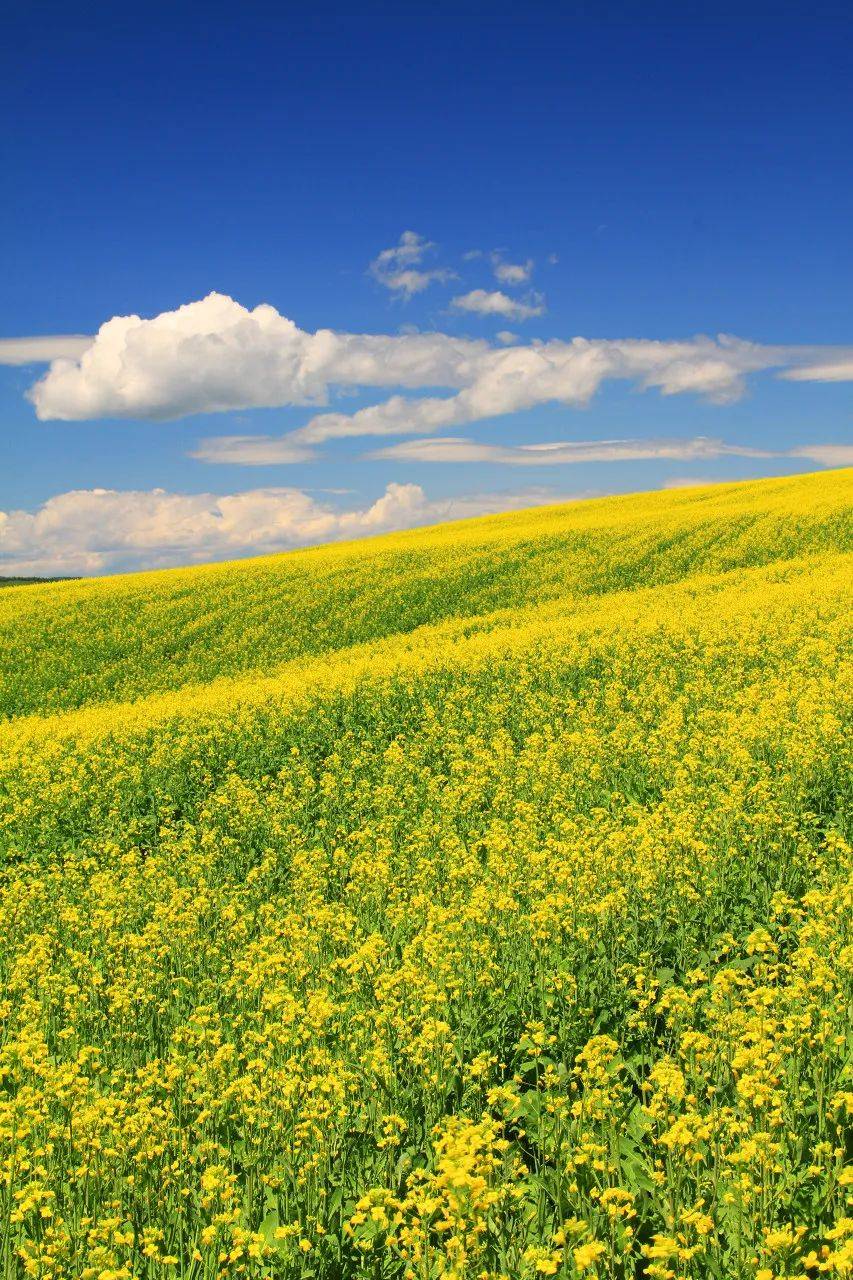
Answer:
0;469;851;1280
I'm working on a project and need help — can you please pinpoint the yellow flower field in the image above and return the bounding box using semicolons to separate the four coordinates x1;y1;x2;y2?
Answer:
0;470;851;1279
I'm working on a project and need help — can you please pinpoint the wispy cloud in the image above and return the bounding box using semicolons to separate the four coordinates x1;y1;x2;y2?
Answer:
368;435;772;465
492;255;534;285
369;231;455;297
371;230;434;272
374;267;456;297
189;435;318;465
451;289;545;320
781;360;853;383
285;336;793;446
369;435;853;469
785;444;853;466
0;335;92;365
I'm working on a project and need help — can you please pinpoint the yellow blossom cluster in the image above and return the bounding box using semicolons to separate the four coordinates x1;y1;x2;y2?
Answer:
0;469;850;1278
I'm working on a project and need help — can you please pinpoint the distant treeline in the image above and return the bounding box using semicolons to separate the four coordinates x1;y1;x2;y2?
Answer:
0;576;77;588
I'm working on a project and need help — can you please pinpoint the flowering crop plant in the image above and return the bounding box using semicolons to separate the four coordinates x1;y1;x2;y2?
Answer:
0;468;850;1280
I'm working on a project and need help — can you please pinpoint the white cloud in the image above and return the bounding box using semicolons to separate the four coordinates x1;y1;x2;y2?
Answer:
451;289;546;320
368;435;773;465
0;335;92;365
291;394;462;444
786;443;853;466
29;293;489;420
21;292;853;445
288;335;786;445
496;331;518;345
0;483;574;577
375;267;456;297
189;435;318;465
371;230;434;272
369;435;853;470
781;360;853;383
369;231;455;297
492;256;534;285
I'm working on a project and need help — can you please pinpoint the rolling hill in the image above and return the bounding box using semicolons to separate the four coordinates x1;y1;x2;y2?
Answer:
0;469;850;1280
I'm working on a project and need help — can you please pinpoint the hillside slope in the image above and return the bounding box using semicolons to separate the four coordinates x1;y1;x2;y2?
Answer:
0;470;851;1280
1;467;850;718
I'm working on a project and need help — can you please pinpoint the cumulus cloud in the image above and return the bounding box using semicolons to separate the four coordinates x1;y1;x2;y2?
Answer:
370;435;853;469
29;293;488;420
451;289;546;320
369;231;455;297
0;483;574;578
0;335;92;365
492;256;534;285
21;293;853;445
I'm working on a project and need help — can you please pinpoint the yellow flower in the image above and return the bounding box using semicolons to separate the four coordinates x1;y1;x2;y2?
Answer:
573;1240;606;1271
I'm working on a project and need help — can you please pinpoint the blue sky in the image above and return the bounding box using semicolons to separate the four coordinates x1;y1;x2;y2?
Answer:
2;0;852;573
